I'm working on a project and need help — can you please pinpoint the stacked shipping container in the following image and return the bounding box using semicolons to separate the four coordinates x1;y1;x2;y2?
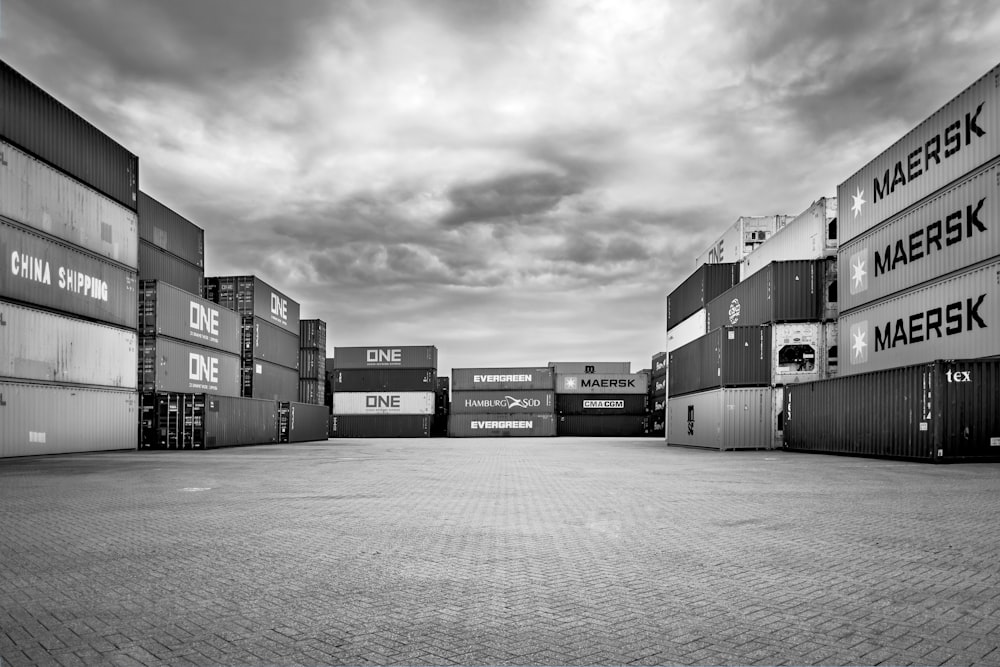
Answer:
550;362;649;436
448;367;557;437
298;319;326;405
648;354;666;437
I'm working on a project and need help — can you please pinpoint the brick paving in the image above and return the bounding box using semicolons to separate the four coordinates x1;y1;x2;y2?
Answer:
1;437;999;666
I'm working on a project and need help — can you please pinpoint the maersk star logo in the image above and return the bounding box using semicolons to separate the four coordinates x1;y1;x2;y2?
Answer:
850;250;868;294
851;186;865;218
563;377;577;390
851;322;868;364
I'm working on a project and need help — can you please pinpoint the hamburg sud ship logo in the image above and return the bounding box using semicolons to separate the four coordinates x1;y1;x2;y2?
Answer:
850;320;869;364
850;249;869;295
728;298;741;325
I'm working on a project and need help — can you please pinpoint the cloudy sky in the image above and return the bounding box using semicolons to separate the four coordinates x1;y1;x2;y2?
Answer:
3;1;1000;376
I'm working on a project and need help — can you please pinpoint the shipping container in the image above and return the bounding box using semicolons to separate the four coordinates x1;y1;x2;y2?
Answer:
667;387;775;450
0;139;138;267
435;376;450;414
652;373;667;397
243;358;299;402
331;345;438;370
1;299;137;388
784;358;1000;462
329;414;432;438
650;395;667;414
667;263;739;329
298;378;324;405
139;336;241;396
705;259;826;331
450;390;555;414
773;386;785;450
138;240;203;296
839;61;1000;243
0;381;137;458
648;411;666;435
555;393;648;415
0;59;139;211
202;275;300;336
299;319;327;349
447;413;557;437
330;367;436;392
299;348;326;380
138;280;240;355
555;372;650;395
332;391;435;415
694;215;794;267
839;258;1000;375
142;393;279;449
822;257;839;322
741;198;838;280
547;361;631;374
651;352;667;378
556;415;648;437
825;323;839;378
137;192;204;267
1;217;138;327
840;162;1000;313
242;316;299;370
279;402;328;443
667;309;707;354
451;367;554;391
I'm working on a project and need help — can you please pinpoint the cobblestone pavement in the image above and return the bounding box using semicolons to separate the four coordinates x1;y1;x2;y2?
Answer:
2;437;999;667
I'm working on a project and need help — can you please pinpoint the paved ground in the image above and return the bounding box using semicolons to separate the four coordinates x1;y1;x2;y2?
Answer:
1;438;999;667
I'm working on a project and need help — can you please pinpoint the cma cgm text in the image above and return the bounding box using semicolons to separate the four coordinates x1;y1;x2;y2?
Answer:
10;251;109;301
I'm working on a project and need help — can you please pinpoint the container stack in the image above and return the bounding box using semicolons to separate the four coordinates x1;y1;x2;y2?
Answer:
431;376;451;437
1;59;140;458
138;193;204;295
693;215;794;267
298;319;326;405
202;276;301;402
551;362;649;436
448;367;557;437
329;346;438;437
785;60;1000;461
648;353;667;437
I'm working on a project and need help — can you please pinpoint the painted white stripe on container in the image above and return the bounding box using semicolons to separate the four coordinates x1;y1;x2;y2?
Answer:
666;309;706;354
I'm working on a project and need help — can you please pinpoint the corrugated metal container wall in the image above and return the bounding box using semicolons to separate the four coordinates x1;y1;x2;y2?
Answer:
243;317;299;370
298;378;324;405
1;218;138;327
450;390;554;414
667;309;706;354
556;415;648;436
555;373;650;395
822;257;839;322
331;345;438;370
330;414;432;438
0;381;137;458
546;361;631;374
447;413;557;437
667;263;740;329
138;241;203;296
299;348;326;380
299;319;327;349
243;358;299;401
652;352;667;377
202;276;300;336
332;391;435;415
839;162;1000;313
331;368;437;392
705;260;824;331
668;326;772;397
694;215;794;267
137;192;204;267
138;280;240;355
666;387;774;450
285;402;328;442
555;394;648;415
838;62;1000;243
1;139;138;267
839;258;1000;375
139;337;241;396
1;299;137;388
784;359;1000;461
0;60;139;211
204;395;278;448
741;198;838;280
451;367;554;391
825;322;839;378
772;323;826;387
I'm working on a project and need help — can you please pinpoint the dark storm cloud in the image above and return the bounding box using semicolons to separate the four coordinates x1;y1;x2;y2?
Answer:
439;170;585;227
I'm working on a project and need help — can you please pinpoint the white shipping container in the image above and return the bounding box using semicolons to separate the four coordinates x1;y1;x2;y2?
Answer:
741;198;838;280
839;258;1000;375
694;215;794;267
666;387;775;450
0;139;138;267
332;391;435;415
838;62;1000;243
666;309;706;354
839;162;1000;313
0;299;137;388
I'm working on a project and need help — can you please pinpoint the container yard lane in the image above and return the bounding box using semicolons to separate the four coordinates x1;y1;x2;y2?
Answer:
2;440;999;666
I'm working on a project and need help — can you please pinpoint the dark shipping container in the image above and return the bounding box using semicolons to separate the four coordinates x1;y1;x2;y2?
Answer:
556;415;648;437
332;345;438;370
243;358;299;402
451;367;554;391
299;319;327;349
331;368;437;392
279;401;328;442
138;279;240;355
202;275;300;336
784;358;1000;462
137;192;204;267
555;393;648;416
329;414;432;438
243;316;299;369
299;348;326;380
139;336;241;396
668;326;772;397
450;390;555;414
705;259;825;331
141;392;278;449
298;378;324;405
667;262;740;329
138;240;203;296
651;352;667;378
1;217;137;327
0;59;139;210
447;413;557;437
